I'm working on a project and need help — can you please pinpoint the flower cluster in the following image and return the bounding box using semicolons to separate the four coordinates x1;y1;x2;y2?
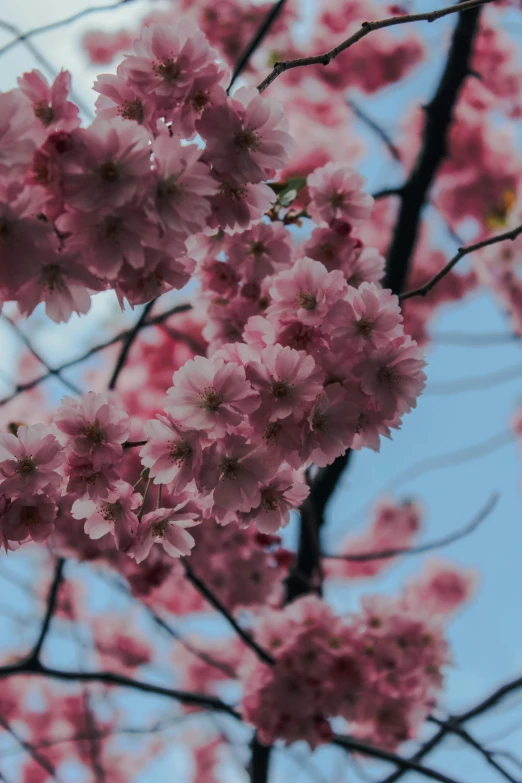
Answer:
241;593;450;750
0;21;293;322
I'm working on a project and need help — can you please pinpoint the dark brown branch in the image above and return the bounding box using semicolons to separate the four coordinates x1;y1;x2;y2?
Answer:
108;299;156;390
0;715;62;782
383;1;483;294
0;0;138;57
324;493;498;562
183;562;275;666
257;0;492;92
347;98;402;162
249;736;272;783
400;224;522;301
333;735;464;783
28;558;65;664
229;0;288;91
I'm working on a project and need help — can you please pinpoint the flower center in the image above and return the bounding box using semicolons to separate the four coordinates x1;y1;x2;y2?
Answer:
312;412;329;433
103;215;123;239
221;457;240;480
151;519;170;538
41;264;66;292
271;380;290;398
250;241;265;257
200;388;223;412
156;177;184;202
378;366;395;388
191;90;210;111
154;59;181;83
83;422;103;443
261;489;278;511
17;456;36;476
100;160;119;183
169;440;192;465
330;191;345;209
263;421;282;444
120;99;144;123
234;127;259;151
0;218;11;242
220;182;247;203
101;503;117;521
21;506;39;525
357;317;373;337
33;101;54;127
297;291;317;311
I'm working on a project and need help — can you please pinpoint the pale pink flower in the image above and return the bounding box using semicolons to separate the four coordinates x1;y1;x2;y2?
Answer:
303;383;358;467
2;494;57;544
18;70;80;131
241;469;309;533
0;89;37;175
94;69;151;126
55;392;130;471
208;177;276;231
0;424;63;497
307;163;374;226
198;259;240;298
115;246;195;307
303;222;363;274
83;29;133;65
258;417;304;469
122;22;219;110
404;559;478;618
199;435;272;519
198;86;293;184
63;454;120;502
357;336;427;418
62;118;152;211
140;415;202;491
346;246;386;288
58;204;159;278
246;345;323;422
165;356;259;437
130;504;200;563
151;135;217;234
178;63;229;138
72;480;141;552
226;222;293;282
16;250;103;323
267;257;347;327
332;283;403;350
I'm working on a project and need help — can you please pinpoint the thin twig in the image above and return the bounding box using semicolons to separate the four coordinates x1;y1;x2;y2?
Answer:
0;0;138;57
29;558;65;664
347;98;402;161
257;0;493;92
228;0;288;91
183;562;274;666
324;493;498;562
0;715;62;782
108;300;156;390
400;224;522;301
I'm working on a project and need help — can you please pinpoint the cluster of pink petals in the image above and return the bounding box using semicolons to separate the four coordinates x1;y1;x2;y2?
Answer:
242;593;450;750
0;20;293;322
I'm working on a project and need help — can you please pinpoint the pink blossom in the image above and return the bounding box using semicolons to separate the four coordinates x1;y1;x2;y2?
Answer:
404;559;478;617
16;250;103;323
226;222;294;282
199;435;272;519
94;70;151;127
241;469;309;533
303;222;363;274
83;29;133;65
63;455;120;501
357;336;427;419
198;86;293;185
2;494;57;545
0;89;37;176
208;177;276;231
130;504;200;563
0;424;63;497
62;118;152;211
177;63;229;138
346;246;386;288
332;283;403;350
151;135;217;234
246;345;323;423
307;163;374;226
140;415;202;491
72;480;141;552
198;259;240;298
165;356;259;437
267;257;347;327
55;392;130;471
115;245;195;307
303;383;358;467
18;70;80;131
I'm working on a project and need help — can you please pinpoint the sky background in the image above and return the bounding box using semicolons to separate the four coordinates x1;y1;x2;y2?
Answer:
0;0;521;781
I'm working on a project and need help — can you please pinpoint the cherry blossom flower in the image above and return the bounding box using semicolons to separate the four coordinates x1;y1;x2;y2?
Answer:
199;435;272;519
0;424;63;498
404;559;478;617
226;222;294;282
131;504;200;563
198;86;293;185
165;356;259;437
73;480;141;552
2;494;57;545
63;454;120;501
241;469;309;533
246;344;323;422
307;163;374;226
140;415;202;490
94;69;151;126
303;383;358;466
62;118;152;211
332;282;403;350
267;257;347;327
18;70;80;131
207;177;276;231
55;392;130;471
151;135;217;234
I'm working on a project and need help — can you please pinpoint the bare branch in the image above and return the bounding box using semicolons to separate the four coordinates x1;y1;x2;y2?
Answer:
0;0;138;57
324;493;498;562
400;224;522;301
347;98;401;162
28;558;65;664
0;715;62;782
257;0;492;92
228;0;288;91
108;299;156;390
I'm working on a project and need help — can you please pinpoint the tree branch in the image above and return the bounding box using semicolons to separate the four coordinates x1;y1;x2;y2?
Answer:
347;98;402;162
257;0;492;92
108;299;156;390
400;224;522;301
228;0;288;91
28;558;65;665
